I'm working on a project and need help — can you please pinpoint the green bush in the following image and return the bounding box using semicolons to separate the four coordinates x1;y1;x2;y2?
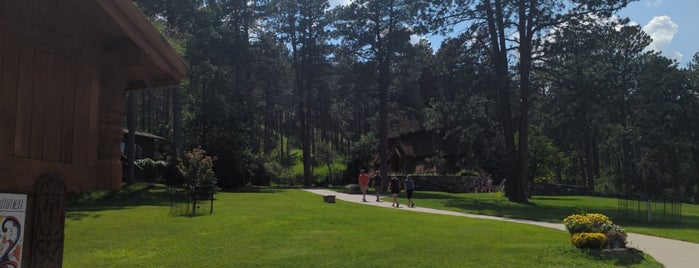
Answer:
135;158;167;182
604;230;627;249
564;213;626;249
571;233;606;249
563;213;612;234
563;214;592;234
344;184;361;194
178;147;217;200
601;223;627;248
585;213;612;232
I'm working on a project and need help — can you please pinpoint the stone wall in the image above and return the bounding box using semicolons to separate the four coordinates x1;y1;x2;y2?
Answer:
409;175;482;193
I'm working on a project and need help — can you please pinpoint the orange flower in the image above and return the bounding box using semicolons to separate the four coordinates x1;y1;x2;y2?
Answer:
12;244;22;260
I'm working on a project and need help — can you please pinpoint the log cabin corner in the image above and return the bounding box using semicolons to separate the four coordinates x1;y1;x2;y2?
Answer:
0;0;186;267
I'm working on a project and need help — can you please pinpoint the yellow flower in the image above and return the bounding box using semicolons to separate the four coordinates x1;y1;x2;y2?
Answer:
571;232;606;249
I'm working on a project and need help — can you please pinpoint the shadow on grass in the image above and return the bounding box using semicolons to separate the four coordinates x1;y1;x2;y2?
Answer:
218;185;289;193
413;191;699;241
440;198;578;221
583;248;646;266
66;183;174;220
413;192;577;222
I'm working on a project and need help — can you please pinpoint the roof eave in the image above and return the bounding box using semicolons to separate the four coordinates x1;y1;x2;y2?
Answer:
96;0;187;86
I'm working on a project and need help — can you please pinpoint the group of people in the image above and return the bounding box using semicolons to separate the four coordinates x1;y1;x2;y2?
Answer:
357;170;415;208
473;176;494;193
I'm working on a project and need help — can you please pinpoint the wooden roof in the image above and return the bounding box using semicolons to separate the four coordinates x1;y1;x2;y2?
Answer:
88;0;187;89
0;0;186;192
0;0;186;90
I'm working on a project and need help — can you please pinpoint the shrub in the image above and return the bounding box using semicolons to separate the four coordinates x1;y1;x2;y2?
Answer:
135;158;167;182
564;213;626;249
601;223;627;248
563;213;612;234
586;213;612;231
178;147;218;200
604;230;627;248
563;214;592;234
600;223;626;234
344;184;361;194
571;233;606;249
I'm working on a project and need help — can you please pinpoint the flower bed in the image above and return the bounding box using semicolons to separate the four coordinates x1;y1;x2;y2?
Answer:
563;213;627;249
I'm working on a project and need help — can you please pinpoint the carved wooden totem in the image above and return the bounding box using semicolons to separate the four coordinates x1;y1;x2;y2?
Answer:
31;175;66;268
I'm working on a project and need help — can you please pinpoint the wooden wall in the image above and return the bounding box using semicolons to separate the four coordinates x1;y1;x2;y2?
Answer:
0;36;102;192
0;0;109;193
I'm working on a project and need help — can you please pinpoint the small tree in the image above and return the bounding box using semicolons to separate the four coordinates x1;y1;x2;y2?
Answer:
177;147;217;216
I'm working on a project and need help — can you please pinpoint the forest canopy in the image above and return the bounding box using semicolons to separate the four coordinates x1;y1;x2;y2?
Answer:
127;0;699;204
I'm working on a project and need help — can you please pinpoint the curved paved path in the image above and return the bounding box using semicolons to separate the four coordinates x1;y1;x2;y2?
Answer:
305;189;699;268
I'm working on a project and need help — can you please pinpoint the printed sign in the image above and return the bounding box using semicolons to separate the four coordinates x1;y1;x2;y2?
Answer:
0;193;26;268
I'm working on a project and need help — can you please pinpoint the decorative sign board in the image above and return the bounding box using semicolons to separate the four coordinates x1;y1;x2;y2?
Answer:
0;193;26;268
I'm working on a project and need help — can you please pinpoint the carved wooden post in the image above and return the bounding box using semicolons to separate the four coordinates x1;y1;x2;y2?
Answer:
30;175;66;268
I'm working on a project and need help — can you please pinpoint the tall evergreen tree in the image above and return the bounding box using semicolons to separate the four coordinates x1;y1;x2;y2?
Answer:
271;0;332;186
333;0;415;181
421;0;634;202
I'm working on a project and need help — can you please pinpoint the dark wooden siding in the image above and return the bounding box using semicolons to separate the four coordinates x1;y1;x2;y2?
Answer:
0;36;101;168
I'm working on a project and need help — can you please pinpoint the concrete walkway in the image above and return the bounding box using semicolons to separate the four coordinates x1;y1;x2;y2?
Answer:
304;189;699;268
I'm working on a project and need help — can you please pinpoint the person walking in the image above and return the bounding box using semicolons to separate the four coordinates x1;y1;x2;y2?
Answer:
357;169;370;202
371;174;383;202
404;175;415;208
388;176;402;207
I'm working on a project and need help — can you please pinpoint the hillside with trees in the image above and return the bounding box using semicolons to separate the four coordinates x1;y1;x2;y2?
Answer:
126;0;699;204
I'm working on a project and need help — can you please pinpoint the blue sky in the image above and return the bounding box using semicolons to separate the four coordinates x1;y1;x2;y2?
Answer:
619;0;699;67
329;0;698;67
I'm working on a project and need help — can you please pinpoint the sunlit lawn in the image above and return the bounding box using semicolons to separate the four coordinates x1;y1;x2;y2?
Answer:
64;185;660;267
402;191;699;244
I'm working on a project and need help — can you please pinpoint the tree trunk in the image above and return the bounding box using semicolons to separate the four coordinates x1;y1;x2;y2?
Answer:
378;56;390;183
263;91;274;154
621;136;633;194
165;1;182;159
302;97;312;186
126;91;137;185
172;87;182;158
485;0;519;202
513;0;534;203
693;148;699;201
582;128;595;189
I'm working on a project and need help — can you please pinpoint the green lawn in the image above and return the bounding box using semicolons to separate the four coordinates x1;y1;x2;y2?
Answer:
64;185;660;267
402;191;699;244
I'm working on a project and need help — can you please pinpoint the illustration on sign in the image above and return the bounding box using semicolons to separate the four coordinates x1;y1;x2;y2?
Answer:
0;193;26;268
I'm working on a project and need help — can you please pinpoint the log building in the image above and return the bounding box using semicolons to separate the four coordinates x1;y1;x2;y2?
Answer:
0;1;186;266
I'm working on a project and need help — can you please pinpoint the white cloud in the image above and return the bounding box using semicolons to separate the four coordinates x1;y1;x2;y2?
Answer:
645;0;662;7
642;16;682;62
643;16;677;51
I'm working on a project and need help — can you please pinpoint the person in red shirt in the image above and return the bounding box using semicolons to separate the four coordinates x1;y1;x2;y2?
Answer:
357;169;370;202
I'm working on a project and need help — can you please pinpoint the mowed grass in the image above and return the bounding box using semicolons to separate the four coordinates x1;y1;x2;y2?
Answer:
64;186;660;267
404;191;699;244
